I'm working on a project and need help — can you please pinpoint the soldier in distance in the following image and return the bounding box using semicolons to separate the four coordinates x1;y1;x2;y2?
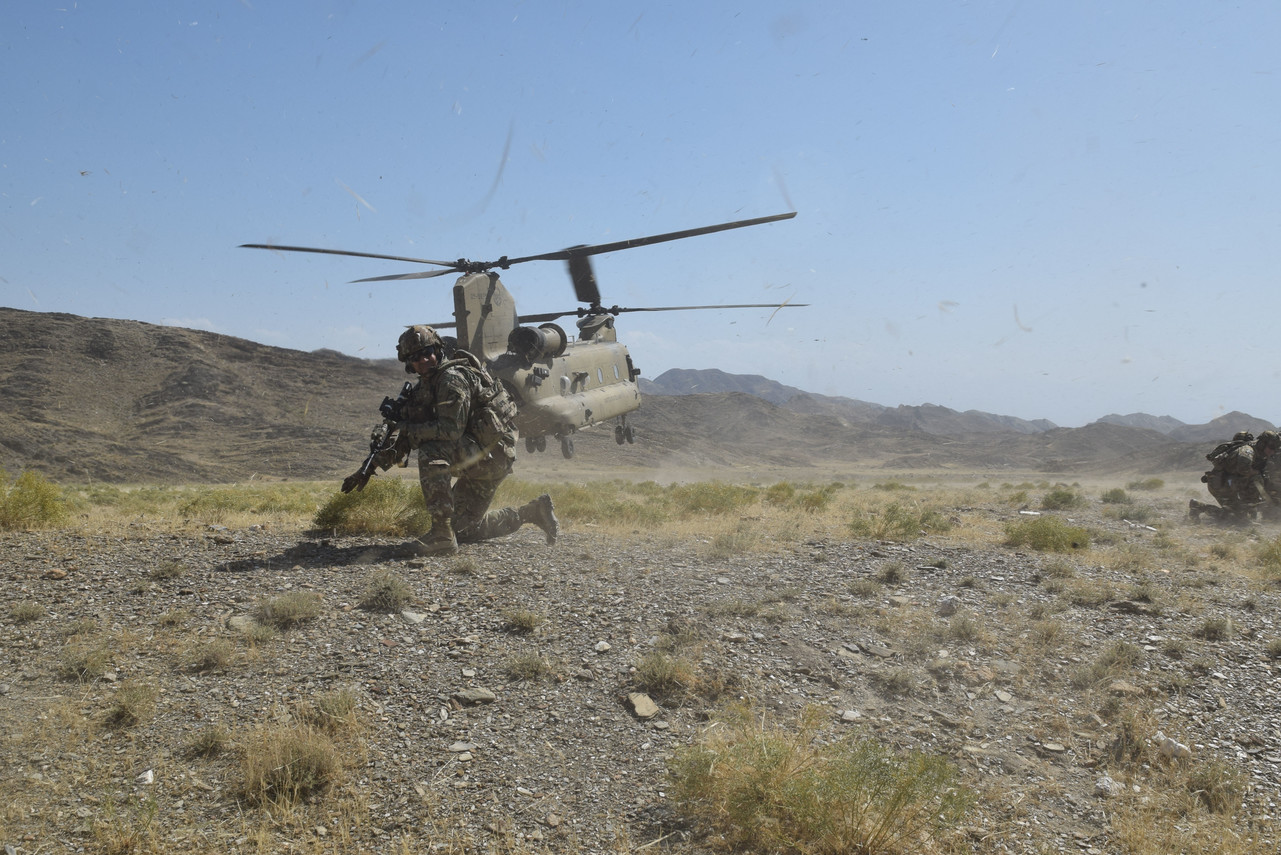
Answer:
342;325;558;555
1190;429;1280;523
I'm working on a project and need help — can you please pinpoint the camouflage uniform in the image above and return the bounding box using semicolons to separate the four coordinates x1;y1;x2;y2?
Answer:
1191;431;1278;521
360;325;557;555
395;360;523;543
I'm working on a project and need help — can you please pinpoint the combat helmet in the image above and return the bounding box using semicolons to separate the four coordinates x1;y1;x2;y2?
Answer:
1257;430;1281;454
1234;430;1256;443
397;325;443;373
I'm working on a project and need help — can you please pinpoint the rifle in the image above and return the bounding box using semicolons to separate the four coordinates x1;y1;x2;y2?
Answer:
340;381;414;493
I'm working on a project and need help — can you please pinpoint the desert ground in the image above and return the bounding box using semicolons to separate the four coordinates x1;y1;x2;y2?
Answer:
3;467;1281;855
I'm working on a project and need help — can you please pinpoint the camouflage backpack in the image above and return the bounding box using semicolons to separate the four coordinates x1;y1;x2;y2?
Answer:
1206;432;1254;468
444;351;519;449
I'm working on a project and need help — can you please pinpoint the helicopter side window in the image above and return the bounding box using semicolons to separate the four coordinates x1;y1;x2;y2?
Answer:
597;368;604;386
613;364;620;380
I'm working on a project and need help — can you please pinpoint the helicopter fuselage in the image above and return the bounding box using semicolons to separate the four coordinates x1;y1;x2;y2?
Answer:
451;272;640;457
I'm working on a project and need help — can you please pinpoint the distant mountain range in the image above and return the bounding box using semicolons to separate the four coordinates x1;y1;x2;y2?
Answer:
641;368;1275;443
0;307;1269;484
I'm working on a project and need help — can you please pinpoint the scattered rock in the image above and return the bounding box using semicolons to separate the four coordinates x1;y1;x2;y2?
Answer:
451;688;496;705
627;693;660;720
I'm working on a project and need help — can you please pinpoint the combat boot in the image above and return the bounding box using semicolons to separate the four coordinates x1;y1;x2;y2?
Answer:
414;517;458;556
519;494;559;545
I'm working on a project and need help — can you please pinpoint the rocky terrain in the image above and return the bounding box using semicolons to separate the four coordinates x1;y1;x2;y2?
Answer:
3;481;1281;853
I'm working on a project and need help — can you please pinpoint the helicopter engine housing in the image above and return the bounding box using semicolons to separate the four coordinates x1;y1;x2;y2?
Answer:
508;323;567;361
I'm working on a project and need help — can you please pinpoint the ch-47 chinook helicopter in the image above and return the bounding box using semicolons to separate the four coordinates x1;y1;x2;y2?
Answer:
242;211;800;459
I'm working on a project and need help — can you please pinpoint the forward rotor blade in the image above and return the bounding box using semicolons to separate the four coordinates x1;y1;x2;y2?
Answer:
240;243;460;267
501;211;798;266
353;268;461;283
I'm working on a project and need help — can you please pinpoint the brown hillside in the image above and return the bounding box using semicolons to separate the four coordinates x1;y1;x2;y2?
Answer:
1;307;1210;484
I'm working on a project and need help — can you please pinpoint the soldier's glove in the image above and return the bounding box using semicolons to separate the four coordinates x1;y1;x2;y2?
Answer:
370;446;402;471
341;471;371;494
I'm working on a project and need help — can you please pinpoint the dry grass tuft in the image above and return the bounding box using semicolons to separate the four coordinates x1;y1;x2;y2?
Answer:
358;569;413;613
239;722;343;807
254;590;323;629
500;607;545;634
669;705;972;854
103;679;158;728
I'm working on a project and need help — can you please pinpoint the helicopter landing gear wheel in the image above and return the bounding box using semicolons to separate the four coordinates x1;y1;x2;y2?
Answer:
615;425;626;445
625;425;636;444
525;436;538;454
535;435;547;452
561;436;575;459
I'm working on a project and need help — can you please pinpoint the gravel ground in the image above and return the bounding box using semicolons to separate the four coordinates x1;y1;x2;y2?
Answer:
3;489;1281;854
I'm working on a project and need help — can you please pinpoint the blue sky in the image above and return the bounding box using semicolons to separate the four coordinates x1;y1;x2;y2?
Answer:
4;1;1279;427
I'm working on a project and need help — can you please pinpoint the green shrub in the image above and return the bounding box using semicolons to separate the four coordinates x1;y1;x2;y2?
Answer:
525;480;664;527
1040;486;1086;510
1126;478;1165;491
669;706;971;854
0;470;70;530
849;502;952;542
763;481;842;512
179;483;324;523
669;481;759;515
1005;517;1092;552
763;482;796;505
312;478;431;536
1101;488;1131;505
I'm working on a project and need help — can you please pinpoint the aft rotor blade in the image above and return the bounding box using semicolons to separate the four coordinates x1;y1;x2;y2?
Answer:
612;302;809;313
240;243;460;268
502;211;798;266
515;301;808;325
